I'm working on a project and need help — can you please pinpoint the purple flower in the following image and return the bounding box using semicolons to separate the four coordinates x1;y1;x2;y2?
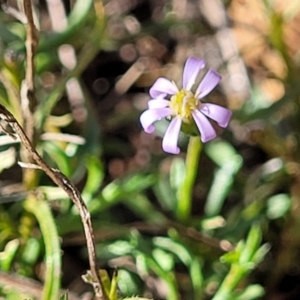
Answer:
140;57;232;154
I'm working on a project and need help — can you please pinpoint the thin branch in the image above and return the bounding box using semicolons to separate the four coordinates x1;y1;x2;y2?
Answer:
23;0;37;92
63;221;234;252
0;104;108;300
22;0;38;142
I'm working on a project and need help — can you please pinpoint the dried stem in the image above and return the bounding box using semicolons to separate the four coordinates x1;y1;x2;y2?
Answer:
0;104;108;300
22;0;38;142
23;0;37;91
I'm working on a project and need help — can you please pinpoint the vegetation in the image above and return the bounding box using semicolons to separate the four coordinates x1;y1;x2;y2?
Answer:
0;0;300;299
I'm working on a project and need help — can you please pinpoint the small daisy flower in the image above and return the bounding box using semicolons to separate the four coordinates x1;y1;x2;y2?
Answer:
140;57;232;154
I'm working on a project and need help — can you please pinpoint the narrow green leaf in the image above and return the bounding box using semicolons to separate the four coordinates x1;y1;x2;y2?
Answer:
25;197;61;300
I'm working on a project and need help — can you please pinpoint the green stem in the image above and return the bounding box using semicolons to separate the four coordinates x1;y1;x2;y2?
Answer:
177;136;202;221
211;265;246;300
25;196;61;300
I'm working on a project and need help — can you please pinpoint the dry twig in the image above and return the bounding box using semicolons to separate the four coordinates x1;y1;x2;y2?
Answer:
0;103;108;300
22;0;38;142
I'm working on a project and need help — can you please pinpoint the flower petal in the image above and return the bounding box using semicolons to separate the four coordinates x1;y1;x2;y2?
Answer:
162;116;182;154
183;57;206;91
195;69;221;99
149;78;178;98
199;103;232;127
192;110;217;142
148;98;170;109
140;108;173;133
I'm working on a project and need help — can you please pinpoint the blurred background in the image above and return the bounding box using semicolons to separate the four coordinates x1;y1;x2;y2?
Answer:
1;0;300;299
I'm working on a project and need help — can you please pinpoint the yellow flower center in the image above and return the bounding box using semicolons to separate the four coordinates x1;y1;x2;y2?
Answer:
169;90;199;123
